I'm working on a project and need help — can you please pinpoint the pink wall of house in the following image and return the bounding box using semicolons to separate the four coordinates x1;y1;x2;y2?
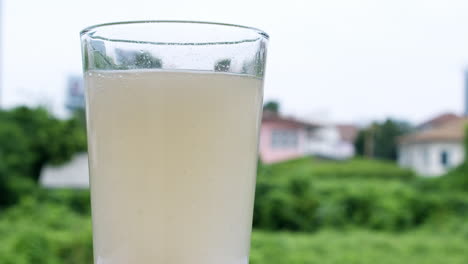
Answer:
259;122;308;164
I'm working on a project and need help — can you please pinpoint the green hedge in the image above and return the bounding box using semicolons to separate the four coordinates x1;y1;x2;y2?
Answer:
259;158;415;181
250;230;468;264
0;197;93;264
253;158;468;232
0;157;468;264
2;197;466;264
36;189;92;215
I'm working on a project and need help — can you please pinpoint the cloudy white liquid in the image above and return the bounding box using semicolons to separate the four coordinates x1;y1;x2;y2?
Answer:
85;70;263;264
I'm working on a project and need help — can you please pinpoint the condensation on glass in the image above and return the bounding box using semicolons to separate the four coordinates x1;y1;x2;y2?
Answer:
81;21;268;77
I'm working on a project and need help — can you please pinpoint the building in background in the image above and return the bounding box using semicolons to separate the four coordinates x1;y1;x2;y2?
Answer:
305;124;357;160
41;76;86;188
40;153;89;188
398;114;466;176
65;76;85;111
259;111;357;164
398;71;468;176
417;113;460;131
259;110;316;163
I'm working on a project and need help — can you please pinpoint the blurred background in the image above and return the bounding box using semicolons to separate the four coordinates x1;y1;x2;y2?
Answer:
1;0;468;263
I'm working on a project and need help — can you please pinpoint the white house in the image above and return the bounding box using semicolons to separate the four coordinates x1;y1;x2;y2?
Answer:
398;116;466;176
305;124;356;160
259;111;358;164
40;153;89;188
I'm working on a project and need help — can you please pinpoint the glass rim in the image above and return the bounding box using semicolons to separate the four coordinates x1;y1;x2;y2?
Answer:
80;20;270;41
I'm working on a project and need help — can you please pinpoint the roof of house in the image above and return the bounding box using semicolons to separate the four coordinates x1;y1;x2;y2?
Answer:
400;118;468;144
262;110;319;128
336;124;358;142
417;113;460;130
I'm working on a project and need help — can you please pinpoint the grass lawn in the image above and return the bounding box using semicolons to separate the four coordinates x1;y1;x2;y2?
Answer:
250;229;468;264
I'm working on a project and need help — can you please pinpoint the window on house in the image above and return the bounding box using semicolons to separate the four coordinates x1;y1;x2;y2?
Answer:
271;130;299;149
440;151;450;168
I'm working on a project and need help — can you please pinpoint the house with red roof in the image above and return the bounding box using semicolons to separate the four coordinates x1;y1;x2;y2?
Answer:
398;113;466;176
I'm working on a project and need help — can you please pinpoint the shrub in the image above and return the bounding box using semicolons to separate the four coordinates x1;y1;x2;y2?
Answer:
0;197;93;264
37;189;92;215
0;107;87;208
253;158;468;232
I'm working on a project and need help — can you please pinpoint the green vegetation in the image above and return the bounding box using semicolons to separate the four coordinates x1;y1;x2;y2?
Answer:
0;107;86;209
355;119;413;160
0;106;467;263
214;59;231;72
2;155;467;264
0;195;92;264
254;158;468;232
2;197;467;264
263;100;280;113
84;45;163;71
251;229;468;264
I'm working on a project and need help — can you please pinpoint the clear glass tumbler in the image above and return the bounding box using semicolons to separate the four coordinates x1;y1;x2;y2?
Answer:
80;21;268;264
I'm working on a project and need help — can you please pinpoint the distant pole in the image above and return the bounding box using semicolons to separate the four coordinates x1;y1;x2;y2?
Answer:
465;69;468;116
0;0;2;108
0;0;4;109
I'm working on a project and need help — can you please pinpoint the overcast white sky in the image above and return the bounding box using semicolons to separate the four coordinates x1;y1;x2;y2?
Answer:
2;0;468;124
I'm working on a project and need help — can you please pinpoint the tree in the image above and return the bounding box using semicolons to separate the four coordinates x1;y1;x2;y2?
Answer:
264;101;280;113
0;121;35;207
214;59;231;72
0;107;87;208
85;47;163;70
1;107;87;182
355;119;413;161
134;52;162;69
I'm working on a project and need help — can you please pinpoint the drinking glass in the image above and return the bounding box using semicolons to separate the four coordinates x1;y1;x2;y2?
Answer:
80;21;268;264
